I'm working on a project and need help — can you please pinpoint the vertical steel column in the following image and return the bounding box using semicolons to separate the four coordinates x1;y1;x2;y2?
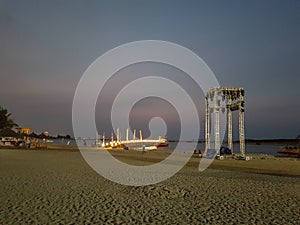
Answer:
214;90;220;152
205;96;210;151
239;91;245;156
227;97;233;152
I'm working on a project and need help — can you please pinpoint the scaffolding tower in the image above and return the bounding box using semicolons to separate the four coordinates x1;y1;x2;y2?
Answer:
205;87;245;156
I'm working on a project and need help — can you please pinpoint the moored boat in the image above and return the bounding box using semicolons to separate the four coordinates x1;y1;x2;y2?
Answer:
123;136;168;150
98;130;168;150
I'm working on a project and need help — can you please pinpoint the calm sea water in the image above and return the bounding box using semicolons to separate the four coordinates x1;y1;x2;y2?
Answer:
51;139;283;156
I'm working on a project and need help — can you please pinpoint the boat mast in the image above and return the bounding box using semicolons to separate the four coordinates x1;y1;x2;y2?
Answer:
126;128;129;142
139;130;143;141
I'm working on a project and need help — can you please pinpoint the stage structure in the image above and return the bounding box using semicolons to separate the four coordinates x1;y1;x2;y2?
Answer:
205;87;245;156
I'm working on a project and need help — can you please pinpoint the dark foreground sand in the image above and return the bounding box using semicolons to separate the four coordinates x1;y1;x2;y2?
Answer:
0;149;299;224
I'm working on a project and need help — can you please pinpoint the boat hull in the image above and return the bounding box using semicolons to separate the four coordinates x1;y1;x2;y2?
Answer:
100;136;168;150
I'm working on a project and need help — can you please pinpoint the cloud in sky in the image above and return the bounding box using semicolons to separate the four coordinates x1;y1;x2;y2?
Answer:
0;0;299;139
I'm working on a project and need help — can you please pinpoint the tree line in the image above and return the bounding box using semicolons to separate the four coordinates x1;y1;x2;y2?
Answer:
0;106;18;131
0;106;72;139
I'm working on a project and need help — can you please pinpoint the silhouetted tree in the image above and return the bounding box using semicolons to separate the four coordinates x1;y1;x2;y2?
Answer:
0;106;18;131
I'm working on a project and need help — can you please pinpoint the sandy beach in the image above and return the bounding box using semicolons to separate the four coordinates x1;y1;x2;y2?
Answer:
0;148;299;224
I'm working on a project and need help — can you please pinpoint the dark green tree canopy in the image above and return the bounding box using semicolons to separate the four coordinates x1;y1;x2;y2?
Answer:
0;106;18;131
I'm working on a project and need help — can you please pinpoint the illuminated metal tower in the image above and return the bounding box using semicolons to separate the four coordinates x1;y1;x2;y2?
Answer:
205;87;245;156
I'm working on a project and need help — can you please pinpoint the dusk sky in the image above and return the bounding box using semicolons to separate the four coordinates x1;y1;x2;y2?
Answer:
0;0;299;139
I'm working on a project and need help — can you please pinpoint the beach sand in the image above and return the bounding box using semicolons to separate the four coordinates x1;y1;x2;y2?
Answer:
0;148;299;224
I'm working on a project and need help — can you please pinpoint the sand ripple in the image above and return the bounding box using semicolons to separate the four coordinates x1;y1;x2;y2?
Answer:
0;149;299;224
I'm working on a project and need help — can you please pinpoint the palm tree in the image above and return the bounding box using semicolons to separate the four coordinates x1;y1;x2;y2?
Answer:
0;106;18;131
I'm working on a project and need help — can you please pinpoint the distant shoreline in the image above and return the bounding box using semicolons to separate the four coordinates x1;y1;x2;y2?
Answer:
167;139;300;145
244;139;299;145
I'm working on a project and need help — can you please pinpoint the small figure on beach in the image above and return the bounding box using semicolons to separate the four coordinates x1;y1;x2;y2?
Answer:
142;145;146;154
198;149;203;158
26;138;31;148
194;148;202;158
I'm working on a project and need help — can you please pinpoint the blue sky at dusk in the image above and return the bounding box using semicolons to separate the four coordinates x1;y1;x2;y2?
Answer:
0;0;299;139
